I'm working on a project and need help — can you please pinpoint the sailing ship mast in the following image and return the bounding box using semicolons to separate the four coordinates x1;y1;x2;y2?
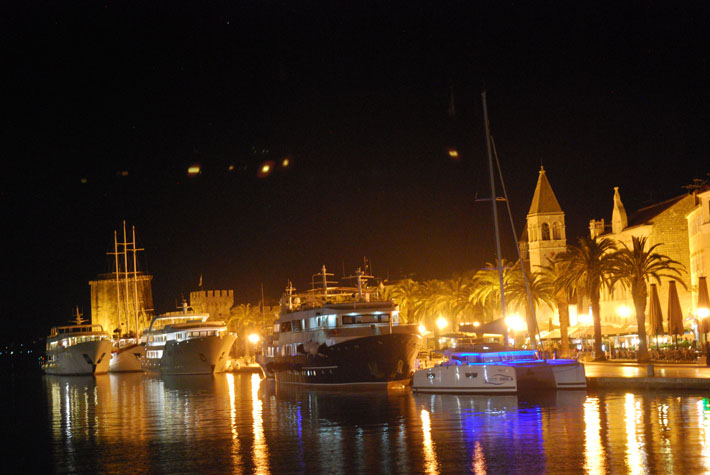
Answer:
481;91;541;350
131;225;142;337
481;91;508;330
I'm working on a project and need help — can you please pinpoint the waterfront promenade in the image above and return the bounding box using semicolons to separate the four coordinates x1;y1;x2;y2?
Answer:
585;360;710;389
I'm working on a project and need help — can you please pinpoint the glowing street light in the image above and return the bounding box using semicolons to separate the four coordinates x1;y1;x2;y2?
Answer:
436;316;448;330
418;324;429;335
248;333;260;344
616;305;632;319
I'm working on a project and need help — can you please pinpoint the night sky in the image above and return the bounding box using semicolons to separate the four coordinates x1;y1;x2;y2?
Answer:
4;2;709;339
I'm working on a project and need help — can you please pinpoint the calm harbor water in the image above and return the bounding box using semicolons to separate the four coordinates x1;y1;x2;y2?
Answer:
4;372;710;474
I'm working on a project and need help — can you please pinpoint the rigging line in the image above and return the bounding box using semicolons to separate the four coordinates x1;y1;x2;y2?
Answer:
491;135;542;350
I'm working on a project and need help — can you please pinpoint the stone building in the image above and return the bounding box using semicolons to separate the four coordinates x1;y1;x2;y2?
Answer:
89;273;154;336
687;188;710;315
518;167;568;330
189;290;234;322
589;189;696;330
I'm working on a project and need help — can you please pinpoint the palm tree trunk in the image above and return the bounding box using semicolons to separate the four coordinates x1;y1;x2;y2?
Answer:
633;296;650;362
557;297;570;358
591;295;605;361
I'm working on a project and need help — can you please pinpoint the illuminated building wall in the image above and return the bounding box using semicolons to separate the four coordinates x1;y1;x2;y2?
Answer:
687;189;710;312
89;273;154;336
190;290;234;322
520;167;567;328
590;190;696;329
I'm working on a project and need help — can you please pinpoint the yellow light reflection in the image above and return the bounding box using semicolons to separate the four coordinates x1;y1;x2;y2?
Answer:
187;165;201;176
699;400;710;472
472;440;486;475
251;373;269;474
624;393;644;475
420;409;439;475
226;373;241;468
583;396;606;474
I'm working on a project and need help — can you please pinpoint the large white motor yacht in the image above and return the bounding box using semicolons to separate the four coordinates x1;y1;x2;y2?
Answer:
140;305;236;375
43;323;113;375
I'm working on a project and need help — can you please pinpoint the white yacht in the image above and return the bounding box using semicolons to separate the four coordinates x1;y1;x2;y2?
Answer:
140;304;236;374
43;316;113;375
109;338;146;372
412;343;586;393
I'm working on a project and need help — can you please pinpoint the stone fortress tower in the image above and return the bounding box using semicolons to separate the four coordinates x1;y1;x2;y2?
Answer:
89;273;154;336
190;290;234;322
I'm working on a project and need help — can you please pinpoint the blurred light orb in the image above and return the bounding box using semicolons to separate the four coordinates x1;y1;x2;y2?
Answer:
436;316;448;330
447;148;460;160
698;307;710;319
616;305;632;318
258;160;274;178
418;324;428;335
248;334;260;344
505;314;525;332
281;156;291;168
187;164;201;176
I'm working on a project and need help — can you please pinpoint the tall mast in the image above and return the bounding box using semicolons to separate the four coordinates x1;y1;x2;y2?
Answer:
122;220;131;338
131;225;141;338
113;230;123;334
481;91;508;332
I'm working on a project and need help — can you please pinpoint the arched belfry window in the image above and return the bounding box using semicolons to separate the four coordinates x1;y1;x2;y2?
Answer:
552;222;561;240
541;222;551;241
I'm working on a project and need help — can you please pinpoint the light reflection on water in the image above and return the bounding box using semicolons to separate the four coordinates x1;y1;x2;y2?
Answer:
37;374;710;474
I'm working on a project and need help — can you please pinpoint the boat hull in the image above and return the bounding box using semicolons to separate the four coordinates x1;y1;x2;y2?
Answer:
142;334;237;375
265;332;422;389
43;339;113;375
511;360;587;390
412;364;517;393
109;343;146;373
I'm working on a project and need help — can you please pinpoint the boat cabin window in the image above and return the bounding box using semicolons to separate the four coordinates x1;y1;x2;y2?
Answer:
342;313;389;325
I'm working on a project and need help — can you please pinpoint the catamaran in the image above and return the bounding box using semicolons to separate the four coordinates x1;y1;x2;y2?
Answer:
411;91;586;393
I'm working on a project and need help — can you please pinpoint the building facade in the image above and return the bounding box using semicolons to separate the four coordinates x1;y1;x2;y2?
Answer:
589;189;696;332
89;273;154;336
190;289;235;322
687;189;710;315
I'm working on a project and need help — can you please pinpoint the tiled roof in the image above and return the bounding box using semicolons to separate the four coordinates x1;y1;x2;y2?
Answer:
528;166;562;215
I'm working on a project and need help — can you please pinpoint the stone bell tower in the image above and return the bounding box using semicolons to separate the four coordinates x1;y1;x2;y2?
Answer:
525;166;567;272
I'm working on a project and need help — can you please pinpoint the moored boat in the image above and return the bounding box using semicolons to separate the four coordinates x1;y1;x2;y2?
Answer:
140;303;236;374
109;338;146;372
43;311;113;375
412;343;585;393
258;266;423;390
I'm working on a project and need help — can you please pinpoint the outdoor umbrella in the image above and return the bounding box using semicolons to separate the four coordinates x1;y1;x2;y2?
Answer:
667;280;684;349
698;277;710;336
648;283;664;350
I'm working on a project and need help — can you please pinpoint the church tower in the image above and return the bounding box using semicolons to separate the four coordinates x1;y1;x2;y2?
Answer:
525;167;567;272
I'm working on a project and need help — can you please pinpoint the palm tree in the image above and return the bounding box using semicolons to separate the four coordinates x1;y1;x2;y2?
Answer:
506;268;555;348
556;236;619;361
539;258;577;358
387;279;421;323
611;235;685;362
228;303;263;356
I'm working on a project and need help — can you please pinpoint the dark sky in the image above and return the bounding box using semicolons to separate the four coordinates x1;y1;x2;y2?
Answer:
3;1;709;339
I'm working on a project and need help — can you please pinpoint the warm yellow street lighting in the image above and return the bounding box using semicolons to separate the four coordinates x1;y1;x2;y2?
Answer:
504;314;525;332
248;333;260;344
418;324;429;335
616;305;632;318
436;316;448;330
473;321;480;328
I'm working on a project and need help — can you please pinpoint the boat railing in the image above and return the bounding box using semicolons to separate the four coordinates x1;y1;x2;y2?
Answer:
50;324;107;337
